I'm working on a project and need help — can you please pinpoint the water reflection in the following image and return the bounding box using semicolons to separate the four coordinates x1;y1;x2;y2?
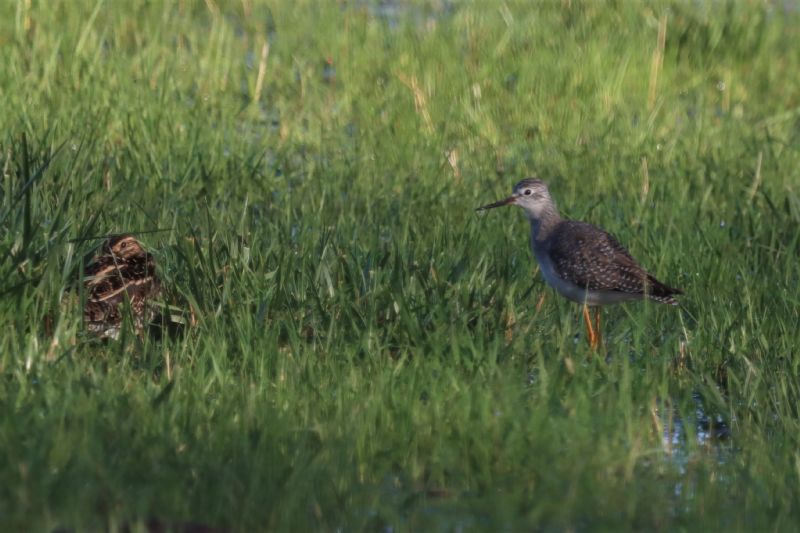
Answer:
658;391;731;481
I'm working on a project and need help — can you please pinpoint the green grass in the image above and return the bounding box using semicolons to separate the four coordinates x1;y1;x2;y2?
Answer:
2;0;800;530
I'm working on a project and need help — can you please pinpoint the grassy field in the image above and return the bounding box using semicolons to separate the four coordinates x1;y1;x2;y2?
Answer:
2;0;800;530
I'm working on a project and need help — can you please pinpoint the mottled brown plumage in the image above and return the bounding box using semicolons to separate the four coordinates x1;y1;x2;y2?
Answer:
546;220;681;305
83;234;161;338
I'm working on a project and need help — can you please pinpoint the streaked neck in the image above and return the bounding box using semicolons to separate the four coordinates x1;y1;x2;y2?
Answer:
527;204;561;242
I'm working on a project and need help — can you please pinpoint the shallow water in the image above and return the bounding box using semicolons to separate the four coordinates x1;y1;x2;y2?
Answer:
659;390;732;502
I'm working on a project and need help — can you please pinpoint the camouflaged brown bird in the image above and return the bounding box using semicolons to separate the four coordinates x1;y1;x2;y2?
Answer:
83;234;161;339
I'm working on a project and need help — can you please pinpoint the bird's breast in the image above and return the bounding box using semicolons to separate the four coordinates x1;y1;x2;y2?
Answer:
533;246;584;303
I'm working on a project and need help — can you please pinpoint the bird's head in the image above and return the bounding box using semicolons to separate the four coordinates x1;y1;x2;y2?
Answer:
103;234;145;259
477;178;555;220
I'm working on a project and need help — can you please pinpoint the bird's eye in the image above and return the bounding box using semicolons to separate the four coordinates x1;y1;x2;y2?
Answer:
120;242;127;249
524;189;532;196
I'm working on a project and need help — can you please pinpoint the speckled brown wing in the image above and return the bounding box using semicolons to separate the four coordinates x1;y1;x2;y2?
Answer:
85;257;126;302
547;221;682;305
82;243;161;338
86;255;158;301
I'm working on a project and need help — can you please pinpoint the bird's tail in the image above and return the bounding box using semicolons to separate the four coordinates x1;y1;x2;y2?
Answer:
646;274;683;306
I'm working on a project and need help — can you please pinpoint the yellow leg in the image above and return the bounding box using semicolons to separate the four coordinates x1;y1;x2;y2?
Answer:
594;307;602;349
582;304;599;350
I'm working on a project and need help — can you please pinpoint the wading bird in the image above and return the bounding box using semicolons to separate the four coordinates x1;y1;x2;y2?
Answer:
83;234;161;339
477;178;682;349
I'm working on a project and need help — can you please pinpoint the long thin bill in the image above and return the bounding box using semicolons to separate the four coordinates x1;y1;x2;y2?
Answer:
476;196;516;211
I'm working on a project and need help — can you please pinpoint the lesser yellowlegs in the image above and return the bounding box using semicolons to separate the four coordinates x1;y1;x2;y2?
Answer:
478;178;682;348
